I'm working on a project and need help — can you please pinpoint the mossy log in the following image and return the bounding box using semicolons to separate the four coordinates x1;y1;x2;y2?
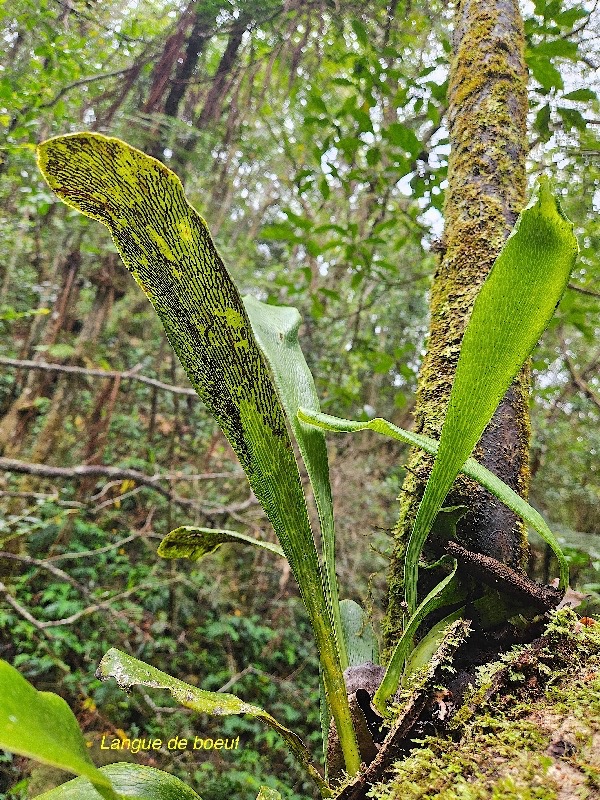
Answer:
371;611;600;800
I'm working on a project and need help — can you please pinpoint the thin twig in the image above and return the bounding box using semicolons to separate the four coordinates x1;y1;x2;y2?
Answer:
0;581;53;635
0;551;86;592
89;471;242;501
46;532;160;562
559;0;599;39
217;665;257;693
39;68;139;109
36;580;171;629
0;578;150;642
0;490;85;508
563;353;600;411
138;689;181;718
567;282;600;299
545;334;600;421
91;485;145;512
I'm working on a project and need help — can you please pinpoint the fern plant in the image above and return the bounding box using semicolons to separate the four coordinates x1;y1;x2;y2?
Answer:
0;132;578;799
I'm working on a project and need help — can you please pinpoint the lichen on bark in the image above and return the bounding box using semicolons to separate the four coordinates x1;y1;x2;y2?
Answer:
384;0;531;647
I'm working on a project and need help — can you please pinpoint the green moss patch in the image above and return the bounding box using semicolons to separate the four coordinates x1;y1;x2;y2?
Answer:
371;610;600;800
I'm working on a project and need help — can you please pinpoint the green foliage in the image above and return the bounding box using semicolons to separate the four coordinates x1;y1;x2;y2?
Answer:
0;495;321;798
297;411;569;590
35;764;202;800
339;600;378;668
404;178;577;613
243;295;345;669
0;662;286;799
158;526;284;561
524;1;598;151
256;788;283;800
37;132;360;778
97;649;331;797
0;660;118;799
370;610;600;800
372;558;459;713
30;131;580;798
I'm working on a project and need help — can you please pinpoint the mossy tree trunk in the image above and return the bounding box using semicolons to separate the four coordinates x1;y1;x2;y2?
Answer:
385;0;531;646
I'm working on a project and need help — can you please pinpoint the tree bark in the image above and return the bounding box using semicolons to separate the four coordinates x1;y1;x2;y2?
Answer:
142;2;217;161
162;5;214;119
194;18;247;127
0;247;82;456
384;0;531;646
142;2;199;115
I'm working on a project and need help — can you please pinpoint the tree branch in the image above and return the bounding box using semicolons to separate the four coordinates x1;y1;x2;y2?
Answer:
0;552;86;592
563;354;600;412
0;356;199;397
46;532;158;562
39;68;139;109
446;541;562;611
0;457;252;514
0;489;85;508
0;581;53;635
0;578;169;630
567;282;600;299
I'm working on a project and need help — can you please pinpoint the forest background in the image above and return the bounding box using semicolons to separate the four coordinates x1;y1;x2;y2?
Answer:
0;0;599;797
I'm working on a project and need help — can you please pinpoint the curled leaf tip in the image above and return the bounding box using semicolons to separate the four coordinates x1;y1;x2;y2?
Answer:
525;176;578;246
